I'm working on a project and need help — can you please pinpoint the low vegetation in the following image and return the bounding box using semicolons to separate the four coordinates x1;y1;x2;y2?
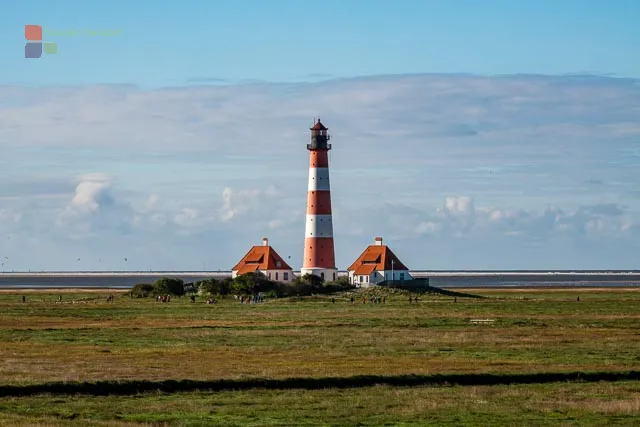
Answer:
132;273;356;300
0;286;638;425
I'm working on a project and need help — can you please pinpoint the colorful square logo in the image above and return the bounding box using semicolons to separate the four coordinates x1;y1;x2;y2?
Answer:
25;24;57;58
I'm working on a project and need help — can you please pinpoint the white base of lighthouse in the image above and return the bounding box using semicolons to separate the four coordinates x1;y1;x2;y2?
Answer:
300;268;337;282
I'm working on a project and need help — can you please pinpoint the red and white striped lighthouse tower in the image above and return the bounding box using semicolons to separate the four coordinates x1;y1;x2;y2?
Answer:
301;118;337;281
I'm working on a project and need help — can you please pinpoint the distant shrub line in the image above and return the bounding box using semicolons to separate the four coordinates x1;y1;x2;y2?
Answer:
416;285;486;299
129;273;355;299
128;274;484;300
1;371;637;397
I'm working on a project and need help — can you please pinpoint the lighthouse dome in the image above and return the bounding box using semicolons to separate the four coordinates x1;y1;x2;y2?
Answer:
310;119;328;131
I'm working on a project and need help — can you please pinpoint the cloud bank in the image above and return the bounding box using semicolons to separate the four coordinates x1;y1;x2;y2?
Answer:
0;74;639;271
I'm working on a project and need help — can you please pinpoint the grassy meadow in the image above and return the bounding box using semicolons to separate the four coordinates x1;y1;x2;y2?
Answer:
0;287;638;425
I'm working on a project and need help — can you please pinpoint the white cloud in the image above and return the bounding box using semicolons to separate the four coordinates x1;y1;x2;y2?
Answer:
68;173;115;213
219;187;262;221
1;73;639;270
443;196;475;216
55;174;133;238
173;208;200;227
414;197;635;240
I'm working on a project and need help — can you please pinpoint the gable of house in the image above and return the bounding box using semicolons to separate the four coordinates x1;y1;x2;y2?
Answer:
232;245;292;274
347;245;409;272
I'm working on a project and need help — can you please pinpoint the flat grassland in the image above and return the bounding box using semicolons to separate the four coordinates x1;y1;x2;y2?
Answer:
0;287;638;426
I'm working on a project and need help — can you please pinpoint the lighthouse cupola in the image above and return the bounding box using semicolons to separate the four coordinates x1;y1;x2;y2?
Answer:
308;118;331;151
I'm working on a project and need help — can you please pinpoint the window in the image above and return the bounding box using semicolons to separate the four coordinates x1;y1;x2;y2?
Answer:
333;272;336;280
321;272;325;280
284;272;289;280
267;272;271;279
400;273;405;280
359;275;364;282
275;272;279;280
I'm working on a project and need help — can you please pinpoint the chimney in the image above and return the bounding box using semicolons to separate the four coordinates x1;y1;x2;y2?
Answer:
374;237;383;246
262;237;269;246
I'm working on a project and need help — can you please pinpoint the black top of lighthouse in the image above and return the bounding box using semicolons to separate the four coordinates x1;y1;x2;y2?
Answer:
310;118;328;131
307;118;331;151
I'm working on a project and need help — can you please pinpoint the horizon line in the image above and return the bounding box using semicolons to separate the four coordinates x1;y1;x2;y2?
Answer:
3;71;639;90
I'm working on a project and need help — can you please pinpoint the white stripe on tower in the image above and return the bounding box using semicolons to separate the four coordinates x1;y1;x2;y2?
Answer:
304;214;333;237
307;167;331;191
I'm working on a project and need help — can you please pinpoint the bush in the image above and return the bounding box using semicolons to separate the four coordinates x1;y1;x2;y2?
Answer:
334;276;351;286
218;278;232;296
263;290;279;298
152;278;185;296
197;278;232;297
231;272;277;295
288;274;325;295
130;283;154;298
321;277;355;294
226;273;354;298
184;283;197;294
274;274;354;297
294;274;324;287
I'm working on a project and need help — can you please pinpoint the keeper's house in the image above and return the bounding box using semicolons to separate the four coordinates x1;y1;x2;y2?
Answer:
347;237;413;287
232;238;294;282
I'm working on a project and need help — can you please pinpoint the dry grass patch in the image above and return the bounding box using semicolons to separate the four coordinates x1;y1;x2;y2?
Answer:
0;288;639;386
1;381;638;426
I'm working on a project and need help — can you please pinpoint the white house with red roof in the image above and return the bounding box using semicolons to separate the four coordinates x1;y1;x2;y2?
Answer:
346;237;413;287
232;238;294;282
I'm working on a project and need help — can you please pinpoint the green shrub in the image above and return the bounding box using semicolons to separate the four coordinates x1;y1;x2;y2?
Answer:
231;272;277;295
321;279;355;294
226;273;354;298
197;277;232;296
152;278;185;296
130;283;154;298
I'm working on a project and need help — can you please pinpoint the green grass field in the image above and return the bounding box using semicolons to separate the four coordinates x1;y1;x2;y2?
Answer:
0;287;638;426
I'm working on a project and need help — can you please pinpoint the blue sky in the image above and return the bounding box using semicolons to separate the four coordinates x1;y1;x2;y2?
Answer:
0;1;639;271
1;0;639;86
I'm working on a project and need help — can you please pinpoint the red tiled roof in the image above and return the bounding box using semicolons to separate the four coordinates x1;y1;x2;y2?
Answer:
353;264;377;275
232;244;292;273
362;253;380;263
310;119;328;131
235;264;260;276
245;253;263;263
347;244;409;272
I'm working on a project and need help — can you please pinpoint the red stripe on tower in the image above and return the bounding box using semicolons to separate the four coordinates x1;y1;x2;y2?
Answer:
301;118;337;282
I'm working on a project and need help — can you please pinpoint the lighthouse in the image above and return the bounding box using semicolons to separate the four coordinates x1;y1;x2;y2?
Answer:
301;118;337;282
